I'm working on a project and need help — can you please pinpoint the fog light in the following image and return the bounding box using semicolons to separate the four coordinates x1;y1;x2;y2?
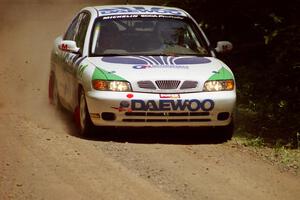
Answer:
217;112;230;121
101;112;116;121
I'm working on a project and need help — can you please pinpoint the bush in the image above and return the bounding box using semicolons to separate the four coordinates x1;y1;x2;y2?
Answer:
166;0;300;147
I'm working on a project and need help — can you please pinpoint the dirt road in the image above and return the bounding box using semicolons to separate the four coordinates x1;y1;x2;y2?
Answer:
0;1;299;199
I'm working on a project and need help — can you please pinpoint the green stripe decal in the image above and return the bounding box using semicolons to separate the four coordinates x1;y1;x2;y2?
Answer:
92;67;126;81
78;64;88;78
92;67;106;80
208;67;233;80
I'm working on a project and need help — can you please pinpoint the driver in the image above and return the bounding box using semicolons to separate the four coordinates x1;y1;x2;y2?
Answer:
97;22;120;52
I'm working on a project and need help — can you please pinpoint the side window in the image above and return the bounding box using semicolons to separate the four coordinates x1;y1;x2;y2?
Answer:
64;15;80;41
75;13;90;52
63;12;90;53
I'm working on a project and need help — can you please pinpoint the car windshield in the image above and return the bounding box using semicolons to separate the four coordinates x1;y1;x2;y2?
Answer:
90;16;210;56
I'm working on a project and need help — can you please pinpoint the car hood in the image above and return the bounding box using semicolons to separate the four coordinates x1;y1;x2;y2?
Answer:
87;56;232;81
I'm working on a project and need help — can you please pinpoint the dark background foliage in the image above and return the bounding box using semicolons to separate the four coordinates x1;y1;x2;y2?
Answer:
164;0;300;147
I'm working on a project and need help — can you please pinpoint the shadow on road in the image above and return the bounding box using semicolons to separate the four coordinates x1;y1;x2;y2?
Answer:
56;109;228;145
79;126;227;145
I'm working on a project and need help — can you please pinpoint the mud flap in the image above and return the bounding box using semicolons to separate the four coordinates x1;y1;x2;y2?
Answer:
48;73;54;104
74;105;81;128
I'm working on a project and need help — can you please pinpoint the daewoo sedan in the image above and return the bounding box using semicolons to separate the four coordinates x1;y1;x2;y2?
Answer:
48;5;236;139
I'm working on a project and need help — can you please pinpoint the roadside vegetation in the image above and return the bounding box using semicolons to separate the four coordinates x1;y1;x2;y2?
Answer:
228;136;300;175
165;0;300;148
161;0;300;171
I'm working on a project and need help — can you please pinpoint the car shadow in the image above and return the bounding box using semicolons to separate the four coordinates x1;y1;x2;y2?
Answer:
77;126;227;145
57;110;228;145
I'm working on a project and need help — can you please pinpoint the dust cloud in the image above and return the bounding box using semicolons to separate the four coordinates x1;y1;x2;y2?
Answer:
0;0;163;131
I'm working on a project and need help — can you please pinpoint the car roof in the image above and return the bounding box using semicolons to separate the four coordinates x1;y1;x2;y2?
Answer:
88;5;189;17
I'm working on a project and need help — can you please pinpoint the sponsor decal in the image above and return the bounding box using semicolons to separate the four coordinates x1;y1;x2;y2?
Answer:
102;56;211;65
139;14;184;19
133;64;188;69
103;14;184;20
98;7;185;16
111;99;214;112
103;15;139;19
127;93;134;98
111;100;132;112
159;94;180;98
60;44;68;51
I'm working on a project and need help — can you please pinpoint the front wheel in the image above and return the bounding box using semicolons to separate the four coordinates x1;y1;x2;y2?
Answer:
214;120;234;142
76;89;95;137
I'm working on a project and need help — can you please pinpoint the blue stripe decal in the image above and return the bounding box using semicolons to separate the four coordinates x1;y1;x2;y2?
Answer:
101;56;211;65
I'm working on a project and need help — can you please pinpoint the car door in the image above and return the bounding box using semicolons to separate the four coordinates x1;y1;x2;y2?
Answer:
59;12;90;110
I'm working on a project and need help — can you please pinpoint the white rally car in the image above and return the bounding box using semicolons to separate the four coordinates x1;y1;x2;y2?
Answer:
49;5;236;139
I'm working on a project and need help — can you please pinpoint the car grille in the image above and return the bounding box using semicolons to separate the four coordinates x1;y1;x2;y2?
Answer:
137;81;156;89
155;80;181;89
180;81;198;89
135;80;200;93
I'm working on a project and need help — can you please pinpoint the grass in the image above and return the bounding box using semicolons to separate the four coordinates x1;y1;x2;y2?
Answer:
232;104;300;173
231;135;300;174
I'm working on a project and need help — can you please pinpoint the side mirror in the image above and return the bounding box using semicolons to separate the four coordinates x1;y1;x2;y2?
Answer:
58;40;80;53
215;41;233;53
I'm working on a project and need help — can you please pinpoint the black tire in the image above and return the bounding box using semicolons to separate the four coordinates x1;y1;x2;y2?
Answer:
77;88;95;137
214;120;234;142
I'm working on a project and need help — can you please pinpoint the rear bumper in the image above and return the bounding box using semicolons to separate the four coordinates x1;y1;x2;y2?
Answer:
85;90;236;127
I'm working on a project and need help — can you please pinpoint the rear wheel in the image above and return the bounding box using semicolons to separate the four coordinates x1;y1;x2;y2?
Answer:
77;88;95;137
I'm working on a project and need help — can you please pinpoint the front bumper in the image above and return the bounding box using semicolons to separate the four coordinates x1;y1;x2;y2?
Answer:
85;90;236;127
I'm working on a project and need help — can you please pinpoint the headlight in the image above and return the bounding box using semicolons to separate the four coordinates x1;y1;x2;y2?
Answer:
92;80;132;92
203;80;234;91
